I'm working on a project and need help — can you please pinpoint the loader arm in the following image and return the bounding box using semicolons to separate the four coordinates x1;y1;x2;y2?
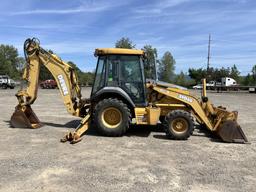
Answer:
16;38;86;117
147;81;248;143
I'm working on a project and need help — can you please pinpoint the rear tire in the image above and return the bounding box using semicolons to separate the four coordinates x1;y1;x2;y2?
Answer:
2;84;7;89
165;110;194;140
93;98;131;136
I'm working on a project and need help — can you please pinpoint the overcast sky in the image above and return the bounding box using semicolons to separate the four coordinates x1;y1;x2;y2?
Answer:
0;0;255;74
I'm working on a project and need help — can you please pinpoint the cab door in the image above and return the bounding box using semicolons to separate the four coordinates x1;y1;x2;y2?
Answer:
107;55;146;105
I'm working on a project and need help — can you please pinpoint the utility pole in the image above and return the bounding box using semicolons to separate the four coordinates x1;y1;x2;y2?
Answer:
207;34;211;72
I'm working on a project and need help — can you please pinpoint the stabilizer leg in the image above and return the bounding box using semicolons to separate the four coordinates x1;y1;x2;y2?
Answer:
60;114;90;144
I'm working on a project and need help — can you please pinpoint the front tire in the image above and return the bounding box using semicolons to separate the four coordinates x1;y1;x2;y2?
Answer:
165;110;194;140
93;98;131;136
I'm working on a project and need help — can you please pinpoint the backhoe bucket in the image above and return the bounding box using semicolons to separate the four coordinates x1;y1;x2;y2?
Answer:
216;120;248;143
10;105;42;128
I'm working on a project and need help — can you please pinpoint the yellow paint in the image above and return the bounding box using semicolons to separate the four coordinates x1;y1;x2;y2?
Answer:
134;107;161;125
101;107;122;129
134;107;147;125
95;48;144;56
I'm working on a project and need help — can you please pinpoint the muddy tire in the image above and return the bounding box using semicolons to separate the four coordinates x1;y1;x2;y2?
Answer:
93;98;131;136
165;110;194;140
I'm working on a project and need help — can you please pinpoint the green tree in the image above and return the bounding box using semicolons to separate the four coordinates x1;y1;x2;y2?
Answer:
214;67;230;81
252;65;256;82
67;61;94;86
242;73;253;86
80;72;94;86
39;65;53;80
39;50;56;81
0;44;22;79
67;61;82;73
115;37;136;49
142;45;158;80
67;61;84;83
188;68;207;83
17;57;26;73
241;65;256;86
230;64;240;81
174;71;196;87
158;51;175;82
189;66;234;84
174;71;185;85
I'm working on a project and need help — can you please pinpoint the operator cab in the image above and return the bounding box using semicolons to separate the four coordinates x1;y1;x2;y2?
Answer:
92;48;147;105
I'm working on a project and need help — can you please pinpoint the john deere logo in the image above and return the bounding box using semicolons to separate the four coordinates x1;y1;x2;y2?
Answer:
57;75;68;96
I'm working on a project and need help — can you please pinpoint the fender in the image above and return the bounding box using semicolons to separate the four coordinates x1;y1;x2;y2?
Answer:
91;86;135;108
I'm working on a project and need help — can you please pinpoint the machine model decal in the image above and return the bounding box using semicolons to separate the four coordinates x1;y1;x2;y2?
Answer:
178;94;193;103
57;75;68;96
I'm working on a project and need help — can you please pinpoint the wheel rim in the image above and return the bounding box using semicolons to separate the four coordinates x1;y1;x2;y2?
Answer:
101;107;122;129
170;118;188;134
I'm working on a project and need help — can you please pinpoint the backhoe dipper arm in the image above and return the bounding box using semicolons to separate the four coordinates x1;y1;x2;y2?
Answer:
16;38;85;117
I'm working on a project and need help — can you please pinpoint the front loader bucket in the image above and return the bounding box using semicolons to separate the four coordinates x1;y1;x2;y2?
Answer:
216;120;248;143
10;105;42;128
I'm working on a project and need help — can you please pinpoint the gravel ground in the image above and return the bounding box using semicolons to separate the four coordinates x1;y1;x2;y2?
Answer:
0;88;255;192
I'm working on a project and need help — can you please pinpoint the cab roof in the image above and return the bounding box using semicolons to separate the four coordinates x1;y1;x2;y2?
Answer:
95;48;144;56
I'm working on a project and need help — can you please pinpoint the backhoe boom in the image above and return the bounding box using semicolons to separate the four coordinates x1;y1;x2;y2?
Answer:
16;38;86;116
11;38;90;143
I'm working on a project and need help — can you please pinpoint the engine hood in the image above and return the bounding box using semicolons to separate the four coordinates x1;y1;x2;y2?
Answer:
155;81;188;90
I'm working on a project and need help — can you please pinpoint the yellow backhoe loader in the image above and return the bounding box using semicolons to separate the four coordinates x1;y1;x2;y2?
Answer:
10;38;248;144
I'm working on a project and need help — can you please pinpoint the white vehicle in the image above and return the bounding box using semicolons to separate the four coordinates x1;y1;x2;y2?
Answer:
221;77;237;86
0;75;16;89
207;81;216;87
193;81;216;89
249;87;256;93
193;84;202;89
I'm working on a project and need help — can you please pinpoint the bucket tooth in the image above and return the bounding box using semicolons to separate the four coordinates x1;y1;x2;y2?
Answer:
10;105;43;128
216;120;248;143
